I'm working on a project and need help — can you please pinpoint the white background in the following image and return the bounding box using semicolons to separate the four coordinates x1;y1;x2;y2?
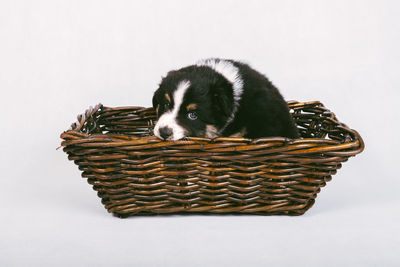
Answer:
1;0;399;266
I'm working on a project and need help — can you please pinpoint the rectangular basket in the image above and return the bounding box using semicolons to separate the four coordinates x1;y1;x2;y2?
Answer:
60;101;364;218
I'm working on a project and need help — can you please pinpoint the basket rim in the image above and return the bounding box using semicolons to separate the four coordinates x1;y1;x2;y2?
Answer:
60;101;365;156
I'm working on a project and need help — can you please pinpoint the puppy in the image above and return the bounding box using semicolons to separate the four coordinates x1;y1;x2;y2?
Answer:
152;58;299;140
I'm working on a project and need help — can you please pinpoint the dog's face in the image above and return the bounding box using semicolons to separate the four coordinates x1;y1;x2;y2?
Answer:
152;67;234;140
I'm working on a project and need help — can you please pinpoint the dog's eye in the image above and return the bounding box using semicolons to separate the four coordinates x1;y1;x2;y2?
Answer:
187;112;198;120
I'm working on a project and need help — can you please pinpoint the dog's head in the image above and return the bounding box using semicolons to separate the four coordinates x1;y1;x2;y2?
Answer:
152;65;235;140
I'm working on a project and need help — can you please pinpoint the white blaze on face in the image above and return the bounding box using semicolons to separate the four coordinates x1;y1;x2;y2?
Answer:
154;80;191;140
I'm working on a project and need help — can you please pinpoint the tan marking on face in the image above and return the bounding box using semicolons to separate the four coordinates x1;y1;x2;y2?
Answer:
165;93;171;103
230;127;247;137
205;125;218;138
186;103;197;111
155;105;159;116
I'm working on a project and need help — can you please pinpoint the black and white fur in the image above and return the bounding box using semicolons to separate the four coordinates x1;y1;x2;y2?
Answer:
152;58;299;140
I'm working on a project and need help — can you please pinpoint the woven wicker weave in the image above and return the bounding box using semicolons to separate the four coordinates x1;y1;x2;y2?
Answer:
60;101;364;217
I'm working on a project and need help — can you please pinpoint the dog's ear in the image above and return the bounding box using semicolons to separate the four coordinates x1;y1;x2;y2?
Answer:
152;87;162;117
211;79;234;118
152;90;159;109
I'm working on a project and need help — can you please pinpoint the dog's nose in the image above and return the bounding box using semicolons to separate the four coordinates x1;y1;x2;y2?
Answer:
159;127;173;140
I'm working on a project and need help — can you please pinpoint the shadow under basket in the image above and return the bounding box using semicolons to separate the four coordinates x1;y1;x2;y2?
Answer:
60;101;364;218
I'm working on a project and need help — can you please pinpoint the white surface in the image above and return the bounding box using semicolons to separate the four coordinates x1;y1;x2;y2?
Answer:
1;0;399;266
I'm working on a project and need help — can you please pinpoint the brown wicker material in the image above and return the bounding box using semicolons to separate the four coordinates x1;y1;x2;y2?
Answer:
60;101;364;218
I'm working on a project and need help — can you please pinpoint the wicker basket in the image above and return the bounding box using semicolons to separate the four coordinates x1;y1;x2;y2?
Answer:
60;101;364;218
